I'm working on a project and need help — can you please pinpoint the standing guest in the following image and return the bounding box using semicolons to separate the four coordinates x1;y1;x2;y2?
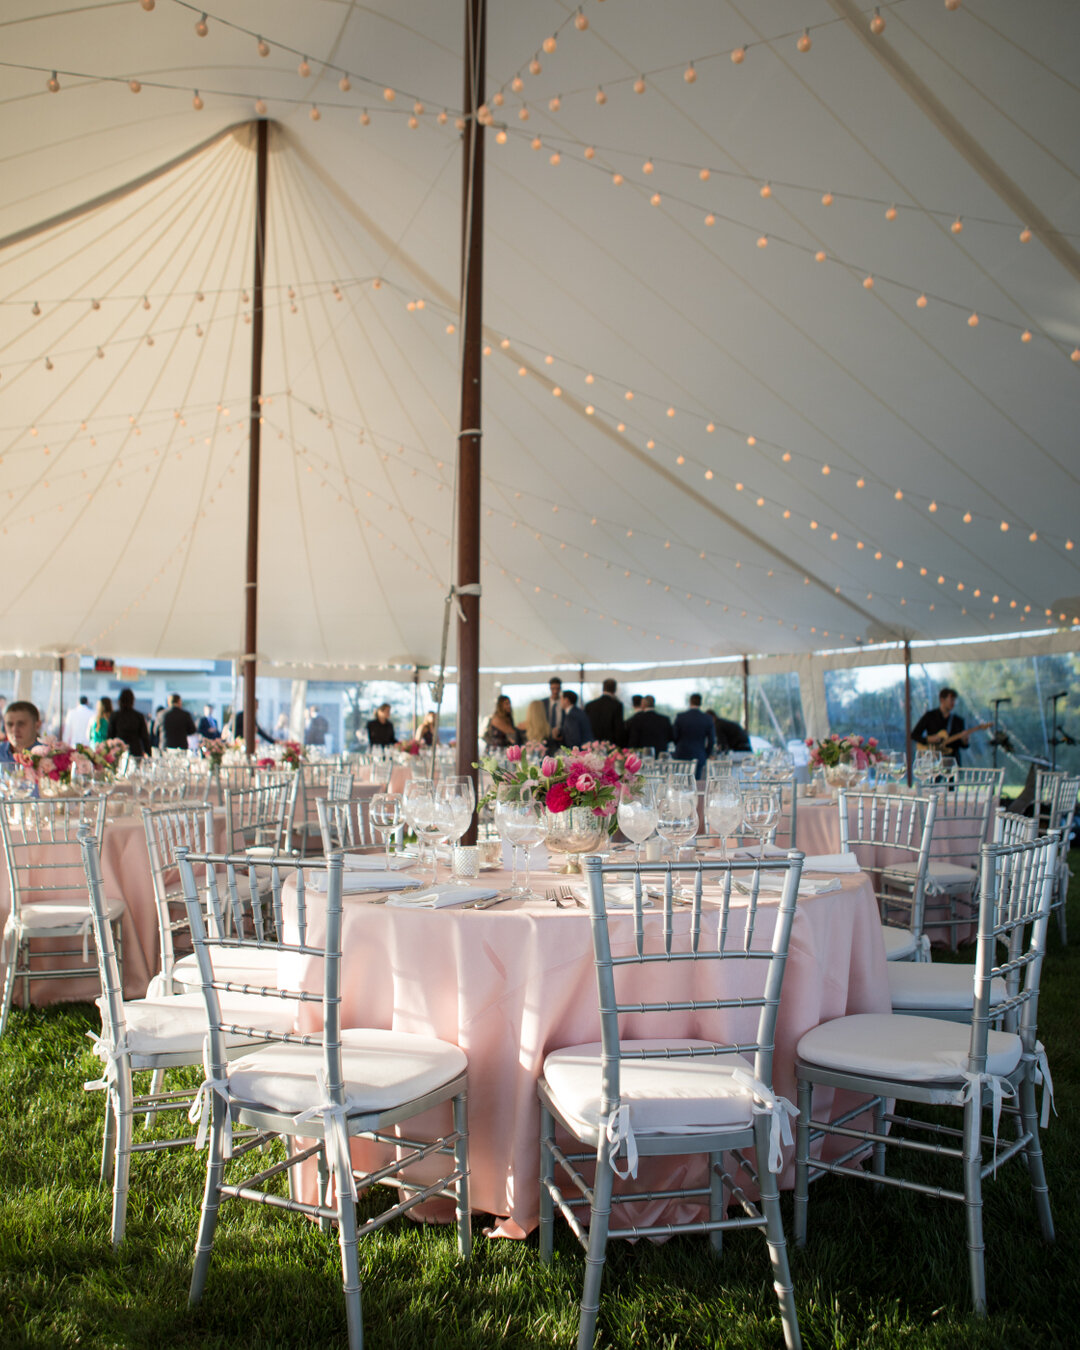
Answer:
63;696;95;746
234;699;274;745
673;694;716;779
305;705;329;747
197;704;220;738
160;693;197;750
626;695;673;757
152;705;167;745
108;689;151;759
585;678;624;746
0;695;7;742
559;690;592;749
545;676;565;742
484;695;522;749
416;711;437;747
710;710;751;753
521;700;553;752
0;700;42;762
628;694;643;716
88;697;113;744
366;703;397;748
274;712;290;740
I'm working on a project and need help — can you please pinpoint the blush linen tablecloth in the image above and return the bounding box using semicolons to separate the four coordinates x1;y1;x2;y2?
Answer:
281;862;888;1237
0;805;227;1006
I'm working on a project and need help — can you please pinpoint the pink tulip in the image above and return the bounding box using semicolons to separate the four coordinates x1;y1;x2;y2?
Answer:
540;756;558;778
624;753;642;774
506;745;522;762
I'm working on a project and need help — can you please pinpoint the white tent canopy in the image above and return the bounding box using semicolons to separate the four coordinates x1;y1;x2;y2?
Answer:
2;0;1078;672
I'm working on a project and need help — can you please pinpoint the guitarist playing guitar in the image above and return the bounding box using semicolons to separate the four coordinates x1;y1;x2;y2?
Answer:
911;687;990;765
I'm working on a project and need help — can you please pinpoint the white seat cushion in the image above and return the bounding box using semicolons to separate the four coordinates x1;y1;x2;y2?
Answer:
106;992;299;1056
543;1039;758;1139
16;896;124;932
172;945;280;992
888;963;1007;1012
227;1028;467;1116
883;860;978;887
881;925;919;961
797;1013;1021;1083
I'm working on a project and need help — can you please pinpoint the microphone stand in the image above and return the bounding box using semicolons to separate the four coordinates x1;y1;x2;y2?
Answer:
1047;691;1073;771
991;697;1011;770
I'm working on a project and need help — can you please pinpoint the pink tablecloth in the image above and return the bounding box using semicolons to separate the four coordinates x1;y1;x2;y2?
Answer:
284;865;888;1235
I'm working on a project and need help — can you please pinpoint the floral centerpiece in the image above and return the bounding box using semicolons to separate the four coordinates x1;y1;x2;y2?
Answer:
200;736;230;770
476;744;645;872
15;737;93;795
806;733;885;788
76;738;128;780
256;740;305;771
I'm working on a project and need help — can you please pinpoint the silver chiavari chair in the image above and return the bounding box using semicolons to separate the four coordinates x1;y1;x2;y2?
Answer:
838;790;938;961
142;803;216;997
795;831;1060;1316
78;828;297;1247
315;797;365;855
951;766;1004;792
175;847;471;1350
0;795;118;1038
538;852;805;1350
993;809;1037;849
290;764;355;857
223;782;291;856
1041;773;1077;943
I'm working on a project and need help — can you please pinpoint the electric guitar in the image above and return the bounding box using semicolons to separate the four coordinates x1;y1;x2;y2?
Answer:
926;721;991;749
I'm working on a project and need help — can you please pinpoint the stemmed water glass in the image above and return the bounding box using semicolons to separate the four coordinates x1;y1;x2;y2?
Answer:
370;792;402;869
617;779;659;866
402;778;435;873
913;749;940;792
437;777;476;883
657;786;698;894
884;750;906;793
741;789;780;857
409;786;454;887
705;777;743;861
494;782;547;899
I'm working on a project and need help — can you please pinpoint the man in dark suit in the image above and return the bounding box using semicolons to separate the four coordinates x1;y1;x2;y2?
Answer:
545;676;565;742
673;693;716;778
559;690;592;749
585;678;624;746
197;704;220;738
160;693;197;750
625;696;673;757
234;699;274;745
711;712;751;752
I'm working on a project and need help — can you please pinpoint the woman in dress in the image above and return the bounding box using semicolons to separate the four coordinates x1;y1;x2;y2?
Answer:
521;699;554;753
107;688;151;758
416;711;437;747
483;695;522;749
88;697;112;744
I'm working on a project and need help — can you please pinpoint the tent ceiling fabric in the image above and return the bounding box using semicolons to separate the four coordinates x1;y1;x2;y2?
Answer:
1;0;1078;670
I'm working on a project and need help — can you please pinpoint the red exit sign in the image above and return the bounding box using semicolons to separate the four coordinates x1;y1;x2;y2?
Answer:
93;658;115;673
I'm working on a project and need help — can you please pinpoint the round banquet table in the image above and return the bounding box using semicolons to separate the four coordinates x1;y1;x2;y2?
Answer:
282;860;889;1236
0;805;227;1007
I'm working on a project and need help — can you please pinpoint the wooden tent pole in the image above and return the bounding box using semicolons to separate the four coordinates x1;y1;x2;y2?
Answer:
903;639;913;787
243;119;269;755
456;0;486;839
742;656;751;731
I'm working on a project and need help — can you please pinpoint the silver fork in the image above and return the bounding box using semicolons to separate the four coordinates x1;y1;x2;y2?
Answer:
545;888;566;909
558;885;585;909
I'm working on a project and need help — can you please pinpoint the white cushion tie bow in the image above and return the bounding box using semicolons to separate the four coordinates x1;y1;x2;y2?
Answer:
1024;1048;1056;1129
83;1031;128;1105
731;1069;799;1174
294;1071;357;1203
959;1070;1017;1175
188;1075;234;1158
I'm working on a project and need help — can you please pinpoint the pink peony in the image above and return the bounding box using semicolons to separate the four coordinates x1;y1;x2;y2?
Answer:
37;756;56;777
505;745;522;762
546;781;572;813
624;753;642;774
540;756;558;778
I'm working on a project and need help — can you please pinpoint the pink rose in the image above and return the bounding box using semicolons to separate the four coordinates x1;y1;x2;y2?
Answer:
624;753;642;775
540;756;558;778
576;772;596;793
867;738;878;748
506;745;522;762
546;781;572;813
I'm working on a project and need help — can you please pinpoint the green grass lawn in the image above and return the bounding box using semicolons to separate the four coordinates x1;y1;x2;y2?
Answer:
1;865;1077;1349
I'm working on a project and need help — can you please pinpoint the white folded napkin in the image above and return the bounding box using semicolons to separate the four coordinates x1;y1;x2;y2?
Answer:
386;884;498;909
751;873;843;897
341;854;414;871
801;852;860;873
307;870;421;893
729;843;788;860
571;883;653;909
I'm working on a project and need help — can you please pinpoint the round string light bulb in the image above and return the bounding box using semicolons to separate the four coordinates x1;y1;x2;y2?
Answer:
491;92;503;107
1071;348;1080;362
531;136;541;150
885;204;897;221
129;79;142;93
575;9;589;30
438;109;449;124
529;58;542;75
31;300;40;315
967;312;979;327
612;171;623;185
1019;227;1032;243
543;35;557;53
359;110;370;125
796;29;812;52
257;37;269;56
255;98;267;115
549;151;561;165
757;234;768;248
297;57;310;76
945;0;961;10
192;90;203;109
863;275;875;289
634;76;646;94
699;167;711;181
47;71;60;92
760;182;772;198
643;158;654;174
870;8;886;33
916;293;928;308
310;105;321;121
951;216;964;234
731;46;746;64
383;87;396;101
339;75;351;92
495;129;507;144
684;63;697;83
747;435;757;446
814;249;826;262
413;101;424;114
821;190;833;206
584;145;595;159
548;94;561;110
1000;520;1009;531
140;0;154;9
596;87;607;104
511;76;523;93
518;106;530;120
704;213;716;226
195;12;208;36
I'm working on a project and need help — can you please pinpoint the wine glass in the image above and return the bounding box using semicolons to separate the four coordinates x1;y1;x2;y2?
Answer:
402;777;435;869
437;779;475;883
410;790;454;887
657;787;698;893
494;782;546;898
939;755;957;786
705;778;743;861
369;792;402;869
885;750;906;793
741;790;780;857
617;779;659;866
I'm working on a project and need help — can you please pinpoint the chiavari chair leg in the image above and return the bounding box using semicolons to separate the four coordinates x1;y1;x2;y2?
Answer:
871;1098;887;1185
576;1147;614;1350
538;1102;555;1264
317;1144;332;1234
189;1097;227;1308
793;1079;812;1247
708;1151;724;1257
0;933;16;1038
333;1147;364;1350
100;1090;117;1185
453;1089;472;1260
756;1113;801;1350
962;1093;987;1315
144;1069;165;1128
1018;1073;1054;1240
111;1066;134;1248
